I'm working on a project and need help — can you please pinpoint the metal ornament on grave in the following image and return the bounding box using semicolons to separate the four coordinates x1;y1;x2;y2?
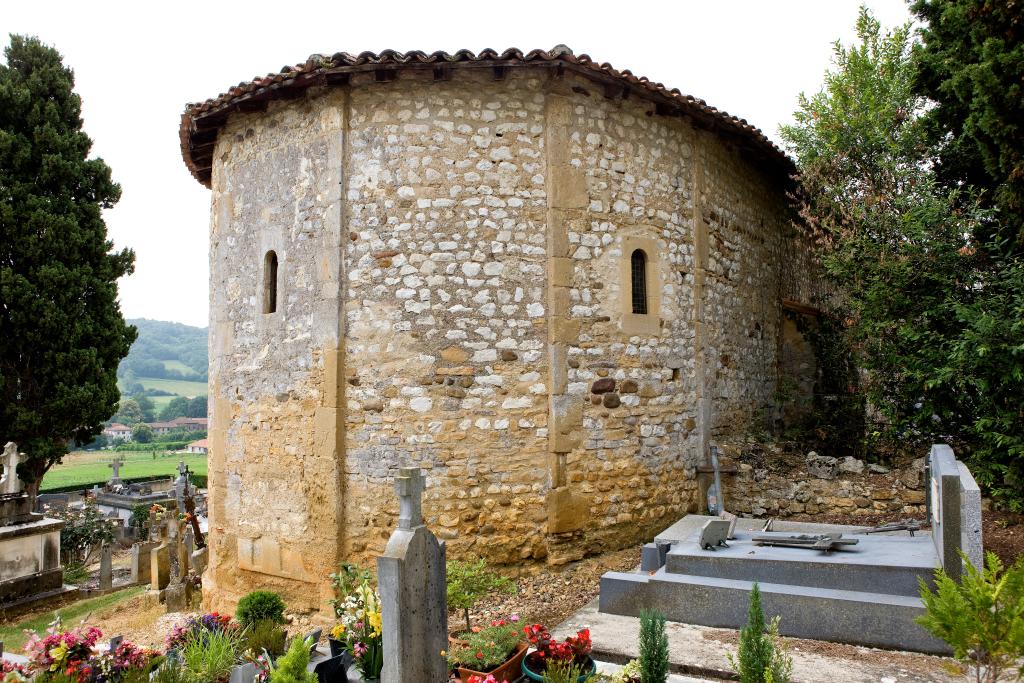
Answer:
752;532;859;553
377;467;447;683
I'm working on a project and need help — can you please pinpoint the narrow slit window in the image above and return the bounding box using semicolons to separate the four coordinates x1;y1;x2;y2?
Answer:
630;249;648;315
263;251;278;314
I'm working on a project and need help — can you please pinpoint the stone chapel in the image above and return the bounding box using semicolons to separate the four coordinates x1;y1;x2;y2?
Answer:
179;46;823;611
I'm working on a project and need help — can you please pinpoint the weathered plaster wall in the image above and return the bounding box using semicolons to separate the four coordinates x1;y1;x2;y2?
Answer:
203;67;818;610
206;90;346;612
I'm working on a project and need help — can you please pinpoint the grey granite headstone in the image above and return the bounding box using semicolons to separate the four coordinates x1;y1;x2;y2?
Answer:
99;543;113;591
229;662;257;683
928;444;983;580
377;467;447;683
957;461;983;572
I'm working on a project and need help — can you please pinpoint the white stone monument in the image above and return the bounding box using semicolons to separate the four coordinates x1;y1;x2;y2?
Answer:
0;442;68;608
377;467;447;683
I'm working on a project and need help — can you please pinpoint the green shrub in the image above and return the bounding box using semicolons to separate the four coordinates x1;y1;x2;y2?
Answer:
236;590;286;627
181;627;242;683
446;558;515;633
638;609;668;683
243;619;288;659
542;657;589;683
917;551;1024;683
268;637;317;683
727;584;792;683
150;661;189;683
446;622;521;668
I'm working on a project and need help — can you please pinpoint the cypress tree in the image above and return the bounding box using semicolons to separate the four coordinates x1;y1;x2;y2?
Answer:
639;608;669;683
0;35;136;493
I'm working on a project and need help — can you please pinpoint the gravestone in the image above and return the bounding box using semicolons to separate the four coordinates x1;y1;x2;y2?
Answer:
99;543;113;591
130;540;155;585
0;442;67;609
377;467;447;683
928;444;983;581
108;457;124;486
151;536;170;592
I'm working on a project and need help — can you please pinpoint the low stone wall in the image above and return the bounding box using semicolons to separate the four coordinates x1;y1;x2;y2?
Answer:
713;442;928;519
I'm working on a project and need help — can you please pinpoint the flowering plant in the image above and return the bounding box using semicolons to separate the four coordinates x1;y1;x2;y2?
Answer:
447;617;523;669
466;675;509;683
335;579;383;679
24;624;102;677
23;625;156;683
165;612;238;650
1;660;31;683
523;624;591;664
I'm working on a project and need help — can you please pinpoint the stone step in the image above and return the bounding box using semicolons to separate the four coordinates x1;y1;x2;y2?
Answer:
664;532;938;597
599;569;949;654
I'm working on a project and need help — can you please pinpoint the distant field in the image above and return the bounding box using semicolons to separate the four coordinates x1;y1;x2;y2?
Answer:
160;360;201;377
136;377;207;398
41;451;208;491
147;394;177;408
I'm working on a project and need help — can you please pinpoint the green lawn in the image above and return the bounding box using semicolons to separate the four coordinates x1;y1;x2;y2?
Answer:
0;587;145;650
159;360;201;378
41;451;208;491
136;377;207;398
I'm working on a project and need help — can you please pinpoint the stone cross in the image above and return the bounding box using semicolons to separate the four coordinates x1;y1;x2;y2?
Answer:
377;467;447;683
1;442;23;495
108;456;124;485
396;467;425;529
177;461;189;477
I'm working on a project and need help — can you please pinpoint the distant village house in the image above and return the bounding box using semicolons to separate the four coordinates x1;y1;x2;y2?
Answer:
186;439;209;454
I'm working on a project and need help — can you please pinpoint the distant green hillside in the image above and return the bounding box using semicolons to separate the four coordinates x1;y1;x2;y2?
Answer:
118;319;208;383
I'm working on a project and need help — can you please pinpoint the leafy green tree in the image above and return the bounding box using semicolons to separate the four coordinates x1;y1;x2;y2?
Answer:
917;552;1024;683
135;394;156;422
186;395;208;418
159;396;190;421
780;8;1023;508
131;423;153;443
912;0;1024;239
0;35;135;494
446;558;515;633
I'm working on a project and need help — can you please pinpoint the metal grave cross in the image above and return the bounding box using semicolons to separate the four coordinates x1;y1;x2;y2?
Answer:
177;461;189;477
395;467;425;530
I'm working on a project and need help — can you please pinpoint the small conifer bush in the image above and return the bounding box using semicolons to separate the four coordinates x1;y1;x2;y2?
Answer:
727;583;792;683
638;608;669;683
236;590;287;627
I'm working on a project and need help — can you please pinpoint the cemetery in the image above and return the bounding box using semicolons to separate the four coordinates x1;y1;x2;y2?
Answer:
2;435;1020;682
2;7;1024;683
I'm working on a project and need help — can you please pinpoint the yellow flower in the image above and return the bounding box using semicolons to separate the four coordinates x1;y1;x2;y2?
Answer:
330;624;346;639
368;611;382;636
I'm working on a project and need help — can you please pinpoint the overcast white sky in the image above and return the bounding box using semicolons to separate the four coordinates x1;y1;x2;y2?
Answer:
3;0;913;328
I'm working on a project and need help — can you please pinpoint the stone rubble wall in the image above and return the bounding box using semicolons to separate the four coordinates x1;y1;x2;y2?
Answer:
204;66;822;611
205;90;346;612
716;443;928;519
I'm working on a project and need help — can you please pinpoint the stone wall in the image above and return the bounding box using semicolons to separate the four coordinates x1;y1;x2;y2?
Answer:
203;66;820;612
714;442;928;519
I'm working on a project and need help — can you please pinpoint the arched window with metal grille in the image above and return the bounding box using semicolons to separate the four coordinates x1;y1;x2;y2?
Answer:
630;249;648;315
263;250;278;314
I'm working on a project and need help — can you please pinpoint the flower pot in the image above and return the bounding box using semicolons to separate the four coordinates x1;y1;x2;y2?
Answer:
328;638;346;658
520;652;596;682
457;641;528;683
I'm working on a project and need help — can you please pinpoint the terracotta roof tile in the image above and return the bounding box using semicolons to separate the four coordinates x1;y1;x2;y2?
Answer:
180;45;791;187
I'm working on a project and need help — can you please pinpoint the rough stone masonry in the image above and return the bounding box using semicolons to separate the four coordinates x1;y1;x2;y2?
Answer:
179;47;825;612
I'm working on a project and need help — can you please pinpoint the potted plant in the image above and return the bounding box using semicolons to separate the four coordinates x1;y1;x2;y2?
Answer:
520;624;595;682
447;559;515;636
333;579;383;681
446;617;527;683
